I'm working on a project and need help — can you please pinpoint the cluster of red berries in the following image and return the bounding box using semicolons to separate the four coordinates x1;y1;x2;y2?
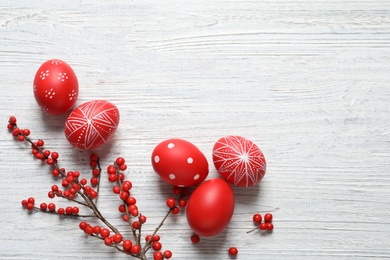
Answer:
21;197;80;216
253;213;274;231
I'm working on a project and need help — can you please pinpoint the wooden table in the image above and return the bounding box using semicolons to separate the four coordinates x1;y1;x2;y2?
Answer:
1;1;389;259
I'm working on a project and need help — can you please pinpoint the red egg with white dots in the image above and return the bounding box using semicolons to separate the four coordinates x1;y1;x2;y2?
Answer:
151;139;209;187
33;59;78;115
212;136;266;187
64;100;120;150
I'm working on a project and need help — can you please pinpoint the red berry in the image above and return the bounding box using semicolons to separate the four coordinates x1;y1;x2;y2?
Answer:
37;139;44;147
163;250;172;259
80;178;87;185
119;164;127;171
92;168;100;176
90;177;99;186
116;157;125;166
171;207;180;214
140;215;147;224
21;200;28;207
89;190;98;199
113;233;123;243
79;222;88;230
191;234;200;244
51;185;59;192
104;237;113;245
259;223;267;230
27;197;35;204
108;174;117;182
7;123;13;130
152;235;160;242
253;213;262;223
266;223;274;231
40;203;47;211
48;203;56;211
100;228;110;238
90;153;98;161
51;152;59;160
52;169;59;176
57;208;65;215
122;181;132;191
90;160;97;168
153;251;163;260
166;198;176;208
126;196;136;206
65;206;73;215
118;204;126;213
120;191;130;200
43;150;50;157
130;244;141;255
123;240;132;251
85;226;94;235
131;208;139;217
122;215;129;222
145;235;152;242
132;221;140;230
9;116;17;125
11;127;20;136
152;241;162;251
72;207;79;215
264;213;273;223
112;186;121;194
26;203;34;211
228;247;238;256
18;135;25;141
178;199;187;208
48;191;56;198
107;165;116;175
22;129;30;136
92;226;100;234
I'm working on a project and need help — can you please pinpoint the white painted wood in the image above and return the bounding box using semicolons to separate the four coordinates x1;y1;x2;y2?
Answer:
1;0;390;259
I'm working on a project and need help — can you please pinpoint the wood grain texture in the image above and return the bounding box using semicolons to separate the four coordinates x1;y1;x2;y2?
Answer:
1;0;390;259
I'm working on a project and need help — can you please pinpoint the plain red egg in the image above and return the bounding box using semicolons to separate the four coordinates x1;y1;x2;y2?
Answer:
151;138;208;187
33;59;78;115
186;178;234;237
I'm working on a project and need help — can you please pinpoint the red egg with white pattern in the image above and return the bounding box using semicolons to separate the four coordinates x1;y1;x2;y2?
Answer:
64;100;120;150
151;139;209;187
33;59;78;115
212;136;266;187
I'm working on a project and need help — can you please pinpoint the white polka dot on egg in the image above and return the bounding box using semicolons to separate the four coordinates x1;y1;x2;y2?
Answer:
154;155;160;163
194;174;200;180
167;143;175;149
187;157;193;164
169;174;176;180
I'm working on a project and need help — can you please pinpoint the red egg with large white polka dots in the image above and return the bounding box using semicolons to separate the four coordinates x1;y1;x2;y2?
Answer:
152;139;209;187
33;59;78;115
213;136;266;187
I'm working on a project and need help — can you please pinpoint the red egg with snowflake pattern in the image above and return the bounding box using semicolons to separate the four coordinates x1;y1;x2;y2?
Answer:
212;136;266;187
33;59;78;115
64;100;120;150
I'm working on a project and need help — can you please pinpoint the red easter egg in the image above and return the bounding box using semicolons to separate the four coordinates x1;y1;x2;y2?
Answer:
64;100;120;150
151;139;209;187
186;178;234;236
33;59;78;115
212;136;266;187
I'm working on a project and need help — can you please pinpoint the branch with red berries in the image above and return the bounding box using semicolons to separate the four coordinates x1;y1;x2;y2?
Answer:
8;116;186;260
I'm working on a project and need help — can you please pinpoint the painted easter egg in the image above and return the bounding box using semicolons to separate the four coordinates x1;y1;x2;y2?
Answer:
151;139;209;187
212;136;266;187
33;59;78;115
64;100;120;150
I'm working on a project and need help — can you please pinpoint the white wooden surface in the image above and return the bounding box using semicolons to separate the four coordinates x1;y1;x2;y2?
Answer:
1;1;390;259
